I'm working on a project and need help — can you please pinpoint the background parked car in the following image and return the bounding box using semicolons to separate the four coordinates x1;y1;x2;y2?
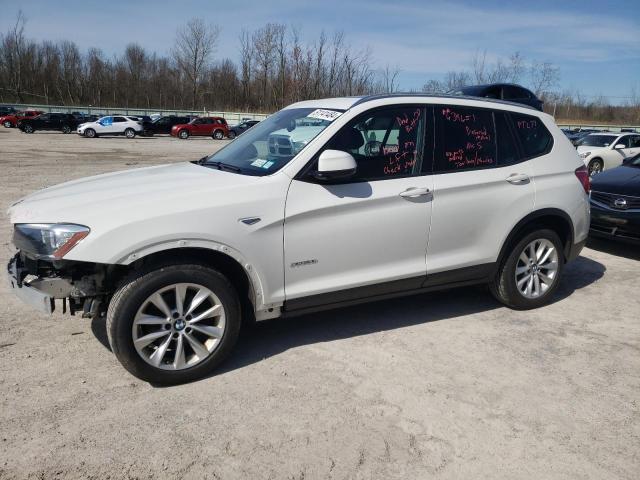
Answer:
18;112;79;134
170;116;229;139
589;153;640;243
577;132;640;175
0;105;16;116
77;115;144;138
227;119;260;139
450;83;544;111
1;110;43;128
142;115;190;135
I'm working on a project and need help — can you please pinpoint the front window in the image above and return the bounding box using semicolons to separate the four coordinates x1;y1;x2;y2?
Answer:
578;135;616;147
204;107;343;176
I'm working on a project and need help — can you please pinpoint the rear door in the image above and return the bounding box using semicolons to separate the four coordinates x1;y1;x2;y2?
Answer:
426;106;536;277
112;116;128;134
48;113;62;130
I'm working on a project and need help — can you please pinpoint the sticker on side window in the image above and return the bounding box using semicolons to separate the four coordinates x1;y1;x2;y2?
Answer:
307;109;342;122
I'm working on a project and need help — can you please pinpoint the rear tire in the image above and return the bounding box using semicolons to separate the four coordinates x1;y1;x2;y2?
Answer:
85;128;96;138
107;263;242;384
125;128;136;139
212;129;224;140
227;131;236;139
490;229;564;310
588;158;603;176
178;129;189;139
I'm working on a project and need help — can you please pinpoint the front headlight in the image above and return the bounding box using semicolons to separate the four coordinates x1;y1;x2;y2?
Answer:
579;151;591;159
13;223;90;259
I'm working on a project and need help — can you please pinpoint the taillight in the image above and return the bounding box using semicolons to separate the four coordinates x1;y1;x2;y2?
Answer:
574;165;590;194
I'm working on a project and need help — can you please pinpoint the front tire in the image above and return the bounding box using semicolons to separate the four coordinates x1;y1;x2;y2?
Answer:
212;129;224;140
84;128;96;138
588;158;603;176
125;128;136;139
490;229;564;309
62;124;71;134
227;130;236;140
107;263;241;384
3;120;12;128
178;129;189;139
23;124;34;133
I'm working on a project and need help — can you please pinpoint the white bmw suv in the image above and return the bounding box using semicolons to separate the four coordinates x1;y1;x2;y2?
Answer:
77;115;144;138
7;94;590;384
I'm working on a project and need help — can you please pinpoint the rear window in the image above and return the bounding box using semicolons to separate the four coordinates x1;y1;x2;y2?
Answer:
510;114;553;158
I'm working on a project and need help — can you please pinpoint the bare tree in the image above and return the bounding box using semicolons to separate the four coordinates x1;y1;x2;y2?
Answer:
529;60;560;97
172;18;220;109
380;64;401;93
239;29;253;109
253;23;278;109
1;11;28;101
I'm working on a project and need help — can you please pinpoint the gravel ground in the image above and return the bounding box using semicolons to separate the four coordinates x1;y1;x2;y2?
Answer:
0;127;639;479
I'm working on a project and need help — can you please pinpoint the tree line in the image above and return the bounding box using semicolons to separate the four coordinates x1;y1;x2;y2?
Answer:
1;13;638;124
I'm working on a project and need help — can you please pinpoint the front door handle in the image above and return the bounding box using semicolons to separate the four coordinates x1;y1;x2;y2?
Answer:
399;187;432;198
506;173;530;185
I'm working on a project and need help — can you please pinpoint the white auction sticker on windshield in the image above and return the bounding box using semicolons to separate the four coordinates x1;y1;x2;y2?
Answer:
307;109;342;122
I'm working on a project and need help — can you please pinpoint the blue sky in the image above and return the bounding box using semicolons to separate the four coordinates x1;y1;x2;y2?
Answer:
1;0;638;103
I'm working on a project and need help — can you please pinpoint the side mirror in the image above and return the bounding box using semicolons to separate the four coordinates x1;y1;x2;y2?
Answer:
312;149;357;182
615;144;626;149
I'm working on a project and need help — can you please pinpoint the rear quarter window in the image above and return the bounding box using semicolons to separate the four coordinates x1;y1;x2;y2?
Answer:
510;113;553;158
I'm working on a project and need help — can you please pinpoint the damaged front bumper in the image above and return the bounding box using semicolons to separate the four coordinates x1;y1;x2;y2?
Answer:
6;253;109;317
6;254;72;314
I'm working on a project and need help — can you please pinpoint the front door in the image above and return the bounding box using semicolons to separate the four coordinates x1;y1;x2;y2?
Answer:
284;105;433;306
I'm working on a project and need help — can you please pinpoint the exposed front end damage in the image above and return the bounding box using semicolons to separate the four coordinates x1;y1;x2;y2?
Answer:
7;251;122;318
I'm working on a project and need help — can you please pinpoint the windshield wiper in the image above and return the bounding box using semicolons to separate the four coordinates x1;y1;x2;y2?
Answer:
207;160;243;173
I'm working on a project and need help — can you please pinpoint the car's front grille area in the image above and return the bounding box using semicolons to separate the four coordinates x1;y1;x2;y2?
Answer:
590;191;640;210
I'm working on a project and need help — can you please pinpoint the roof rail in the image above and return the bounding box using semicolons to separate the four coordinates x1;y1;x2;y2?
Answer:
352;93;537;111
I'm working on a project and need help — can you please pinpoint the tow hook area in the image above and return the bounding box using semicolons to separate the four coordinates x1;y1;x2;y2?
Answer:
7;253;108;318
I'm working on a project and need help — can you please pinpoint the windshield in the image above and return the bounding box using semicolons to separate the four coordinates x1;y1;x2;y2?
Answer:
204;107;343;176
578;135;616;147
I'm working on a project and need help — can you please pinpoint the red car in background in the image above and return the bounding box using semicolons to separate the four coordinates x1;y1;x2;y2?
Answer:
170;117;229;139
1;110;44;128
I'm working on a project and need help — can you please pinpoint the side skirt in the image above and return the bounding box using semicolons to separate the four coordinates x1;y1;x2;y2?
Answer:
282;263;496;318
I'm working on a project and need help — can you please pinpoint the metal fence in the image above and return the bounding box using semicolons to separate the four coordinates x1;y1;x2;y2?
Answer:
556;123;639;133
8;103;270;123
7;103;640;132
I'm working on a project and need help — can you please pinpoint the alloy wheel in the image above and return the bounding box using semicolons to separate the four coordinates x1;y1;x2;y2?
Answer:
132;283;226;370
589;160;603;176
514;238;559;299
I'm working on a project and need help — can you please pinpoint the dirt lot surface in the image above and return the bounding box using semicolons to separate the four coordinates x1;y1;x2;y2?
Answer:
1;127;639;479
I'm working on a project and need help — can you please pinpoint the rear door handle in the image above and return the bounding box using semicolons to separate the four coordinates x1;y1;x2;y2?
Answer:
399;187;432;198
506;173;530;185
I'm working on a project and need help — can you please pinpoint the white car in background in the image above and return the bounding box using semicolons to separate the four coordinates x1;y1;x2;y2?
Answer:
77;115;144;138
577;132;640;175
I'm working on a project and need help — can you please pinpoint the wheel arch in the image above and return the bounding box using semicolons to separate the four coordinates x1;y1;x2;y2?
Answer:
116;242;267;316
497;208;575;268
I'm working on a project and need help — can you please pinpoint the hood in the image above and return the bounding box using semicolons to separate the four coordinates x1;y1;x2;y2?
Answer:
576;145;606;154
591;165;640;196
8;162;261;225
